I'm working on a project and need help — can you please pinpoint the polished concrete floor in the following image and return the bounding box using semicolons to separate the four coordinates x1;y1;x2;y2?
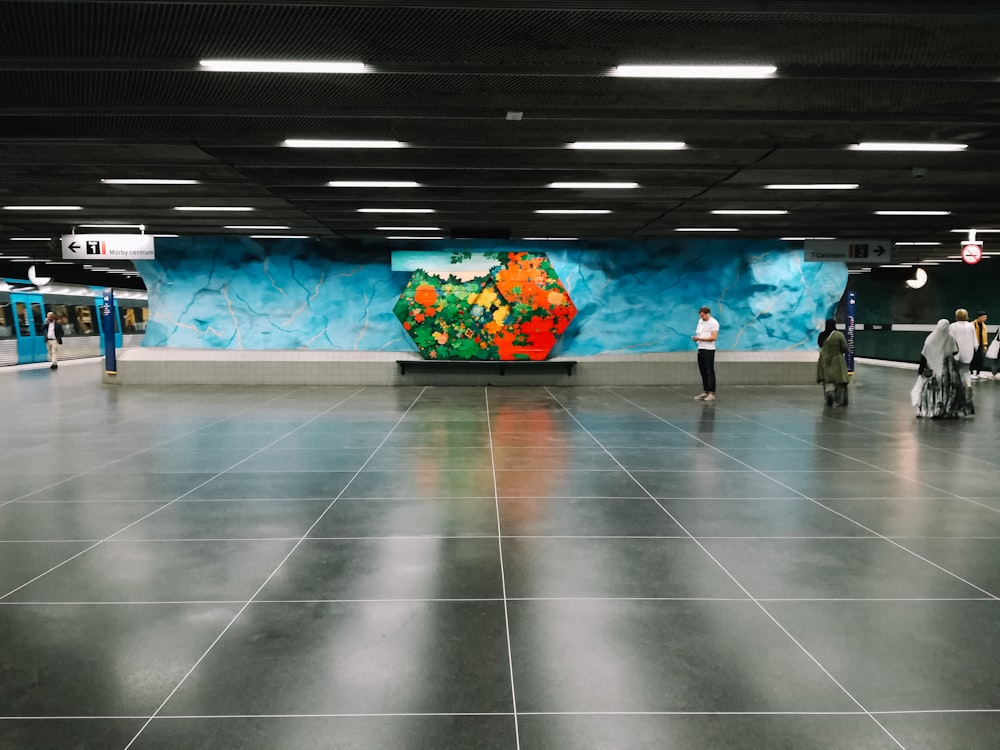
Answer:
1;360;999;750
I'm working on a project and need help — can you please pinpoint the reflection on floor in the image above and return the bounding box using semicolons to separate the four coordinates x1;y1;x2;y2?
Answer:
1;362;998;749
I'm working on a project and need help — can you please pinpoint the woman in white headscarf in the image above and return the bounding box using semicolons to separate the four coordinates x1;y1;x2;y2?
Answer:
916;319;974;418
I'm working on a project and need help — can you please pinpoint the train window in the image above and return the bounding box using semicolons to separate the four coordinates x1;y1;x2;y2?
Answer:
69;304;97;336
0;297;13;339
15;302;31;336
119;305;147;333
30;303;44;333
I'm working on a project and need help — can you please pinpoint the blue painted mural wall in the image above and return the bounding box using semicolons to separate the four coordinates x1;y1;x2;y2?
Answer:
135;237;847;354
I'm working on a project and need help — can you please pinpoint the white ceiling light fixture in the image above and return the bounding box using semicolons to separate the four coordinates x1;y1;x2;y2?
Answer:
906;268;929;289
533;209;612;214
765;184;858;190
849;142;968;152
711;209;788;215
10;237;52;241
874;210;950;216
675;227;740;232
781;236;836;241
611;64;777;78
250;235;311;239
101;179;200;185
283;139;405;149
374;226;443;231
79;223;146;229
200;60;367;74
327;180;421;188
357;208;435;213
567;141;686;150
521;237;579;241
385;235;446;240
3;205;82;211
950;228;1000;233
895;241;941;246
547;182;639;189
175;206;254;211
224;225;290;230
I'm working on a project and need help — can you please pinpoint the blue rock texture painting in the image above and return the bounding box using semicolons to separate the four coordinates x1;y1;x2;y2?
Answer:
136;237;847;354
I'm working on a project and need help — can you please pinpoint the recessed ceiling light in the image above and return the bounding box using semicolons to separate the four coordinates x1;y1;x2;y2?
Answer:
765;184;858;190
567;141;685;150
79;223;146;228
611;64;776;78
874;210;950;216
283;139;405;149
374;226;442;231
200;59;367;74
675;227;740;232
781;236;836;241
950;228;1000;233
101;179;200;185
250;235;311;239
10;237;51;241
357;208;435;213
533;209;612;214
224;225;290;230
175;206;254;211
3;205;82;210
385;235;446;240
327;181;421;188
546;182;639;189
849;142;967;152
152;234;179;238
521;237;579;241
711;209;788;215
895;241;942;246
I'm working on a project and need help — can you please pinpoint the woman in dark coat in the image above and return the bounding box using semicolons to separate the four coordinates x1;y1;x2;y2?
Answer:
817;319;849;406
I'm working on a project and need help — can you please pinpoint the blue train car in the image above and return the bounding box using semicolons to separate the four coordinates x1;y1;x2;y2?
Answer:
0;278;148;366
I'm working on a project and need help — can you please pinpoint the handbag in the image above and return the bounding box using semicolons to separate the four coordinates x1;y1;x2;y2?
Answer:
987;333;1000;360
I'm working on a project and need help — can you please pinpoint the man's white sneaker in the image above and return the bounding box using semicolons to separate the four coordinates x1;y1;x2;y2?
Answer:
703;393;716;402
694;393;708;400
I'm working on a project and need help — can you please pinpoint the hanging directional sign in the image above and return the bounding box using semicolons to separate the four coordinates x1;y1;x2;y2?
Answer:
61;234;155;260
803;239;892;264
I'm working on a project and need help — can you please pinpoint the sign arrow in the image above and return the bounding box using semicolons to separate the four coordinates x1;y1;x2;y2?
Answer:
67;241;80;252
874;245;887;256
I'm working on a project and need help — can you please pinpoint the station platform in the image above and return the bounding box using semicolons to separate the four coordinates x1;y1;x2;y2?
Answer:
1;361;998;750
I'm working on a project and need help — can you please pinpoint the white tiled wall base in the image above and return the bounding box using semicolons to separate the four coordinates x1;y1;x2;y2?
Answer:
107;349;821;386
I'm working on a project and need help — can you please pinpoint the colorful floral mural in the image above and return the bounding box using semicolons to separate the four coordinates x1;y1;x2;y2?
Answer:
392;251;577;360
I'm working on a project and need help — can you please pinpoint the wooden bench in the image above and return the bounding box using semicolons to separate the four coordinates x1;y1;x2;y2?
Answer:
396;359;577;376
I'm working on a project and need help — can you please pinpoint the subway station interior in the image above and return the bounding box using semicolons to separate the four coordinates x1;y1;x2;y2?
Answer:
3;3;1000;749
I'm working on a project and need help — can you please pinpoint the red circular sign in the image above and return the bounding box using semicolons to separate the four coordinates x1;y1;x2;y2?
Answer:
961;242;983;265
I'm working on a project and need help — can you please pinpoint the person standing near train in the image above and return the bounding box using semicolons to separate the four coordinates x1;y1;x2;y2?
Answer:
43;311;63;370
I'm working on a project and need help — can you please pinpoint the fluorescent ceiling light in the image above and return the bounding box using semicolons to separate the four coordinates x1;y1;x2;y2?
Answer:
200;59;367;74
152;234;179;238
10;237;51;241
385;235;446;240
357;208;435;214
568;141;685;150
3;205;81;210
675;227;739;232
374;226;442;231
765;183;858;190
79;223;145;228
874;210;950;216
225;225;290;230
283;139;404;149
250;235;311;239
895;241;941;246
174;206;254;211
533;209;612;214
611;64;776;79
0;255;31;259
849;142;967;152
522;237;579;241
101;178;200;185
546;182;639;189
781;236;836;240
711;209;787;215
328;180;421;188
950;228;1000;233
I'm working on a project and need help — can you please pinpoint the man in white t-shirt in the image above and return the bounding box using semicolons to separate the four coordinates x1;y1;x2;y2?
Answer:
692;306;719;402
949;308;976;387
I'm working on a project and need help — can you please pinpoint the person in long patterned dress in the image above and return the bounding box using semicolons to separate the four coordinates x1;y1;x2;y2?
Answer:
916;319;974;419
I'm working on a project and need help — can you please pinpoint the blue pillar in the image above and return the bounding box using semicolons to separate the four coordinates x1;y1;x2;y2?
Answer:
101;287;117;374
846;291;856;375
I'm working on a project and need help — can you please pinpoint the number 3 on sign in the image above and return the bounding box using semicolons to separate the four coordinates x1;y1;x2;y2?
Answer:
961;242;983;265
